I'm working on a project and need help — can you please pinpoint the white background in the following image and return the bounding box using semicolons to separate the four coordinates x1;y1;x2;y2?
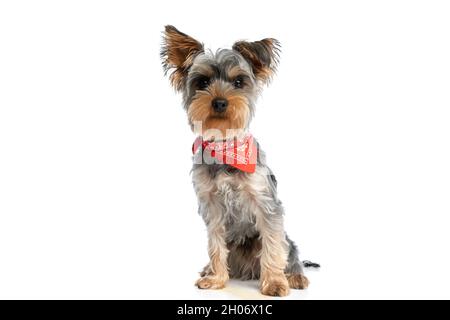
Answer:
1;0;449;299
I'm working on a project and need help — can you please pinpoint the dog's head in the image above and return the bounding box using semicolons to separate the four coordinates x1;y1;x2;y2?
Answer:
161;25;280;139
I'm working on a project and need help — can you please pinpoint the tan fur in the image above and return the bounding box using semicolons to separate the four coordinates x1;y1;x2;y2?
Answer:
162;26;203;90
234;166;290;296
232;38;279;83
193;165;292;296
162;26;309;297
227;66;248;79
196;228;229;289
188;82;250;138
248;168;290;296
194;175;229;290
287;273;310;289
254;66;273;83
260;276;290;297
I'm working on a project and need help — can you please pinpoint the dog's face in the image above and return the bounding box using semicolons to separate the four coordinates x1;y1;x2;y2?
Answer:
161;25;280;139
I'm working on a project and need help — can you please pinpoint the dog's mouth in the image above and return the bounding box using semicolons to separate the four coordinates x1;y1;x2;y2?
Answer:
208;114;228;120
188;97;250;139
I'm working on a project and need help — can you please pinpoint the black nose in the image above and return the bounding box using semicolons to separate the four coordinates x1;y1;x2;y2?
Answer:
212;98;228;113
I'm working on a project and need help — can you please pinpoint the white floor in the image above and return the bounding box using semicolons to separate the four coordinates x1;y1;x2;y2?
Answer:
1;0;450;300
167;270;323;300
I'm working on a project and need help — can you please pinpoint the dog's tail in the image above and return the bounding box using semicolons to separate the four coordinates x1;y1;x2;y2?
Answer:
302;260;321;268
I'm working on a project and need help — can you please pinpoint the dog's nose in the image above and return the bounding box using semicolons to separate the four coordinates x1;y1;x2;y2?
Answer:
212;98;228;113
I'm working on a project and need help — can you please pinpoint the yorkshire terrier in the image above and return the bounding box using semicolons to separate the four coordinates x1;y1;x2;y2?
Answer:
161;25;317;296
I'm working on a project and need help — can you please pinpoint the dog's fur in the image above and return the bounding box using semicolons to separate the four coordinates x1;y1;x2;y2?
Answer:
161;25;310;296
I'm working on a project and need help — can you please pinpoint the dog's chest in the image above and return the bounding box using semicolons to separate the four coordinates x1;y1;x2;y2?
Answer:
193;164;262;242
214;171;258;242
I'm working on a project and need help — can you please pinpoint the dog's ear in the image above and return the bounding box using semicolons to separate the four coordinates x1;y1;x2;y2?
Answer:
161;25;204;91
232;38;280;84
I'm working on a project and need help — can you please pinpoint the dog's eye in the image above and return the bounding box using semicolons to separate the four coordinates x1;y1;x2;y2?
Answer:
196;77;210;90
233;76;244;89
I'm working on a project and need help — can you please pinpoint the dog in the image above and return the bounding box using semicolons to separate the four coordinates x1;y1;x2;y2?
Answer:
161;25;317;296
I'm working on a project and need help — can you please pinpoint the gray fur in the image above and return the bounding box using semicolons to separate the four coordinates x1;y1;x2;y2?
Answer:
183;49;258;125
161;26;310;294
193;142;304;280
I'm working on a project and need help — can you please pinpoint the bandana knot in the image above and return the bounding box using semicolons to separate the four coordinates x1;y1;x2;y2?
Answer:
192;134;257;173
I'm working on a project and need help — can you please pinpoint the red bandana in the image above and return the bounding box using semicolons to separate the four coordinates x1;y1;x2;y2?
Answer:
192;134;257;173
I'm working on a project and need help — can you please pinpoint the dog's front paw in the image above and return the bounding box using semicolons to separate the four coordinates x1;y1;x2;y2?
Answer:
195;276;227;290
260;277;290;297
287;273;309;289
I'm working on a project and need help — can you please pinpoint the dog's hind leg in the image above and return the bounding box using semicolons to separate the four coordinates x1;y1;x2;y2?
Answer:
285;236;310;289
